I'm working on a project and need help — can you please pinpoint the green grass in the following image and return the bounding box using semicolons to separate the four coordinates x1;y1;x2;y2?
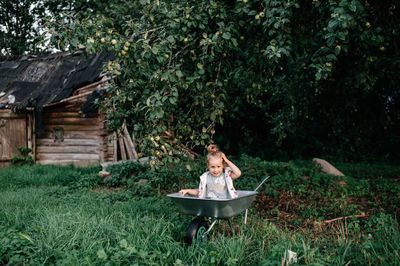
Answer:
0;161;400;265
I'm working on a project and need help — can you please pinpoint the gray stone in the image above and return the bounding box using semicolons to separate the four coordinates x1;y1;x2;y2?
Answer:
312;158;344;176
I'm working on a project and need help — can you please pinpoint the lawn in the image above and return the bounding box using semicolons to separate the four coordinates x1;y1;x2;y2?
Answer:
0;158;399;265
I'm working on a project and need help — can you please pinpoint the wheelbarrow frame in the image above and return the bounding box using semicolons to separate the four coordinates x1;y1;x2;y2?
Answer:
167;176;271;244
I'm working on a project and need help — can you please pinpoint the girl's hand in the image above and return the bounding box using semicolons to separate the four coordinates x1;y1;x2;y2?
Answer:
180;189;189;196
221;153;241;179
179;189;198;196
221;153;227;161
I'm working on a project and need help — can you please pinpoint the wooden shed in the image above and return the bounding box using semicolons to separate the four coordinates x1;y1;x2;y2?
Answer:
0;51;120;167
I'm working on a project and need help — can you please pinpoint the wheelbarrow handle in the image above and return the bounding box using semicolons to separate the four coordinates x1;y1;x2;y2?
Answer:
245;175;273;224
254;175;272;192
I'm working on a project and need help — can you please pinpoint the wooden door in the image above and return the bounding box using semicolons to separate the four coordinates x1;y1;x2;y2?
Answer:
0;110;27;167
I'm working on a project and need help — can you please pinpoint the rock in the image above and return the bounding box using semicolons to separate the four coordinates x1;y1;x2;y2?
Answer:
312;158;345;176
98;171;111;178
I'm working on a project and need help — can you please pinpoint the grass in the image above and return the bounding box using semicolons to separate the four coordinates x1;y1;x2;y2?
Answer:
0;159;400;265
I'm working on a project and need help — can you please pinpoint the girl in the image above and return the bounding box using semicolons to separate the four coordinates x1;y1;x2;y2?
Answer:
180;145;241;199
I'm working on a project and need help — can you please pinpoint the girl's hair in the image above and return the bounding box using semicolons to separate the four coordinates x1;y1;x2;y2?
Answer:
206;144;226;167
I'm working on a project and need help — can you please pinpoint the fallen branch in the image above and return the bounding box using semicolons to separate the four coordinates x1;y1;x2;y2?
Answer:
320;213;367;224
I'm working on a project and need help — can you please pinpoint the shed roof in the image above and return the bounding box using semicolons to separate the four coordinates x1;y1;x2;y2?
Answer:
0;51;114;111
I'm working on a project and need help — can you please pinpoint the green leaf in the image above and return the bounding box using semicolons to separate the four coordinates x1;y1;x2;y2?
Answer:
176;70;183;78
222;32;231;40
120;239;128;249
167;35;175;43
97;249;108;260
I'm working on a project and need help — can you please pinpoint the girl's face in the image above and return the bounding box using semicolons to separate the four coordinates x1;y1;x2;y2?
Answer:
208;157;224;176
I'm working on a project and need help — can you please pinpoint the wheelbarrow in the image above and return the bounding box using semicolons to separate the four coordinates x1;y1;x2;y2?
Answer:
167;175;271;245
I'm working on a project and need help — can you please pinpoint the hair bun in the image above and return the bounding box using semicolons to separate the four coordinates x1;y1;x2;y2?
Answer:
207;144;219;153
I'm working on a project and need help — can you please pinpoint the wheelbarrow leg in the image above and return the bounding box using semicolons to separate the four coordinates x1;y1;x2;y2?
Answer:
227;218;235;236
201;218;218;240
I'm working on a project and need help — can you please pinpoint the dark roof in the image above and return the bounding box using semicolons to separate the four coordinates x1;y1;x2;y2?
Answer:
0;51;114;110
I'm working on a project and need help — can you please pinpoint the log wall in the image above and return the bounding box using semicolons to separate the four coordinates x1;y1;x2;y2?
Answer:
36;92;115;167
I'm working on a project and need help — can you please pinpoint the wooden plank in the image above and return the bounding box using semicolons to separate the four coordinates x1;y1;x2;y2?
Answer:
27;113;32;155
0;112;25;119
73;78;110;95
37;146;99;153
39;131;100;139
32;113;36;161
43;125;100;132
36;159;100;167
36;153;100;160
44;112;85;118
43;117;99;126
122;123;137;159
43;91;92;108
37;138;99;146
45;102;85;112
43;112;98;119
113;132;117;162
0;113;27;164
118;133;127;160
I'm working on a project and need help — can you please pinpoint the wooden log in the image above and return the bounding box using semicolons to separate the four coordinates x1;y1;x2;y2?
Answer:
43;117;99;126
113;132;118;162
122;122;138;159
39;131;101;139
43;91;93;108
123;135;134;160
37;138;99;146
118;130;127;160
44;112;83;118
35;153;99;160
37;146;99;154
43;125;100;132
36;159;100;167
131;131;138;157
45;102;86;113
73;78;110;95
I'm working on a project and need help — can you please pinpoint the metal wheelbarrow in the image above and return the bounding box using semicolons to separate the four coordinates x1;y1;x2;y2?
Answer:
167;175;271;244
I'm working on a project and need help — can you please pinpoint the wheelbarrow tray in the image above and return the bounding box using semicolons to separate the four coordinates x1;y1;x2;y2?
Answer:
167;190;258;219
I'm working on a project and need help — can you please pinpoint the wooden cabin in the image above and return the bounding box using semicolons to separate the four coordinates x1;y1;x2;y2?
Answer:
0;51;122;167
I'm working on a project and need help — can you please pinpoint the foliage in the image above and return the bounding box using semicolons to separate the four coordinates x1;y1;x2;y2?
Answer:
0;226;37;265
11;147;34;166
41;0;399;162
0;164;101;190
0;0;46;55
1;1;399;161
1;158;400;264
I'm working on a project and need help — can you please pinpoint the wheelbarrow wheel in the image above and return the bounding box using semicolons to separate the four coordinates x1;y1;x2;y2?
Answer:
185;217;209;245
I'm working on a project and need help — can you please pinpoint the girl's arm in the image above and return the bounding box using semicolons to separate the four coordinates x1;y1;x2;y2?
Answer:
179;189;199;196
222;153;241;179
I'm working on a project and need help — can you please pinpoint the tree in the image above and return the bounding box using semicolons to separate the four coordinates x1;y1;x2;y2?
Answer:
0;0;46;55
8;0;400;161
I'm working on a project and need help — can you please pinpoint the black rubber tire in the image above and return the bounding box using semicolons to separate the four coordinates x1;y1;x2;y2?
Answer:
184;217;209;245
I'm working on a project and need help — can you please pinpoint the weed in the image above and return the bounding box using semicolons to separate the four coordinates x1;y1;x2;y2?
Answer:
1;157;400;264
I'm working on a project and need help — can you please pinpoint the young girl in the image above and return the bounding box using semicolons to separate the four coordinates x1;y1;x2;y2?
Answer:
180;145;241;199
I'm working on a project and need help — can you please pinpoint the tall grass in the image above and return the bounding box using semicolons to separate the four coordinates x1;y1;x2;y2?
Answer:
1;162;400;265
